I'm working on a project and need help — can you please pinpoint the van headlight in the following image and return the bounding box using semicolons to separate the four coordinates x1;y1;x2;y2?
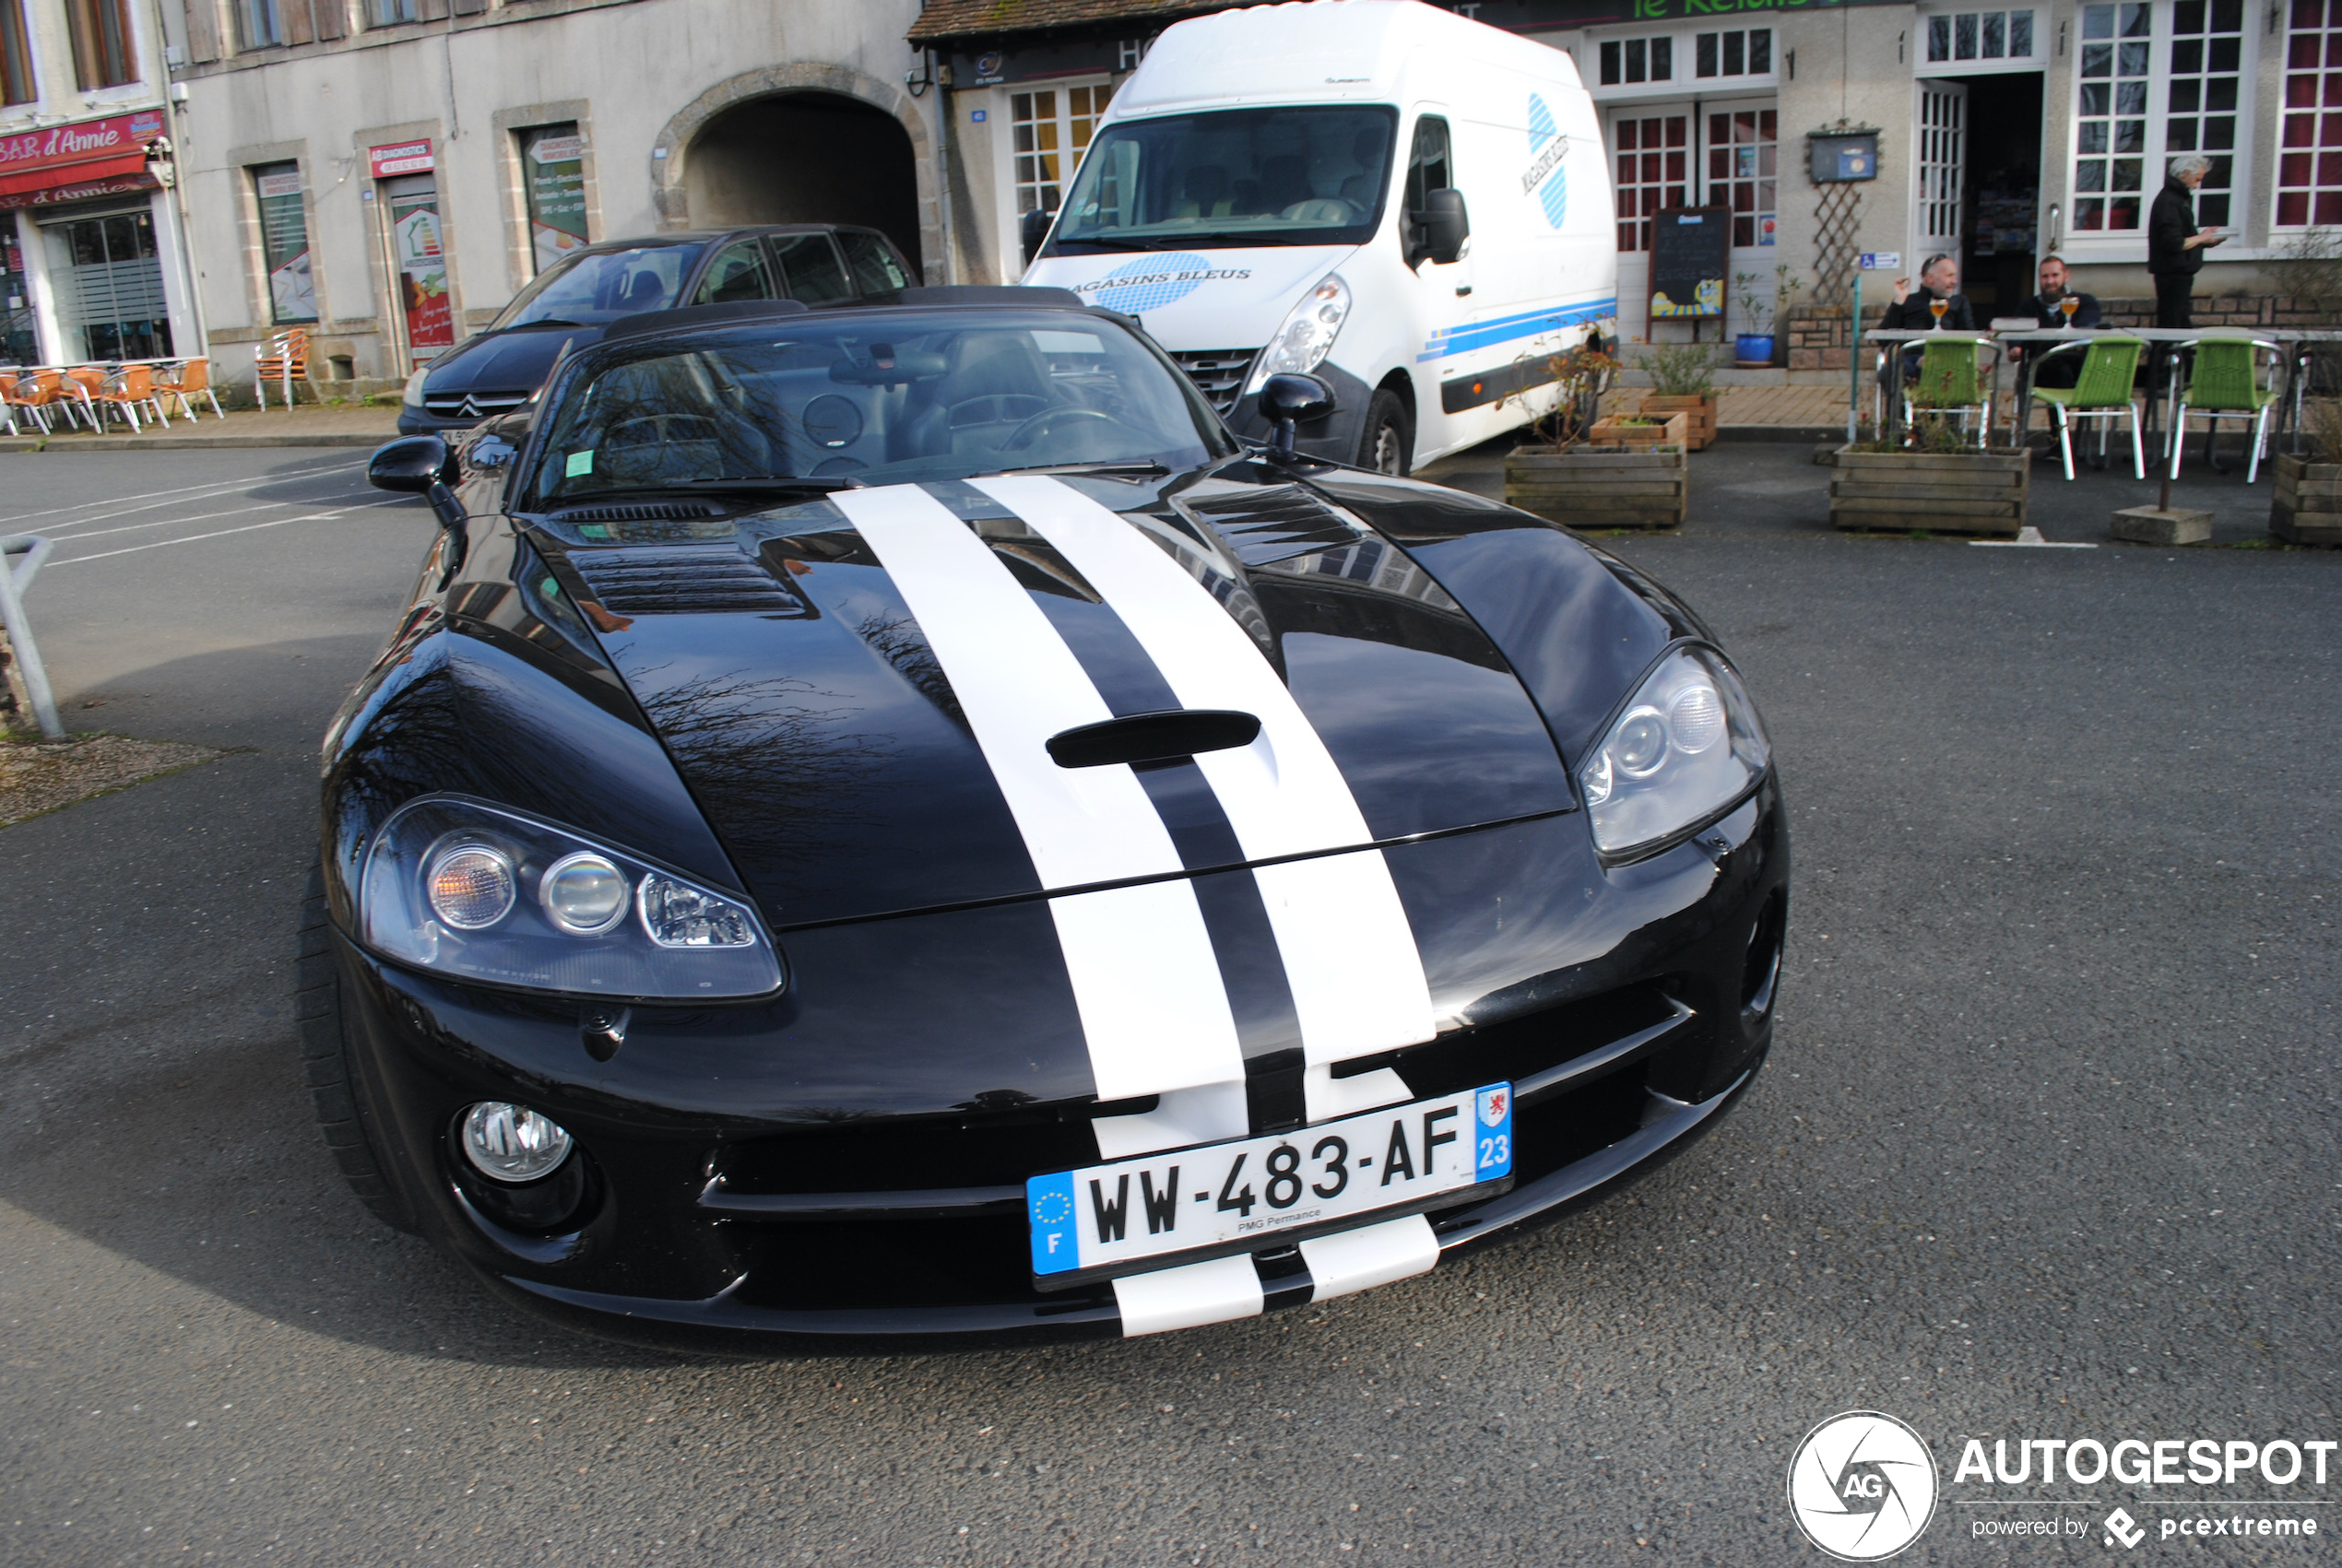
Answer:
1580;647;1771;859
402;368;430;407
1244;272;1352;394
359;796;784;998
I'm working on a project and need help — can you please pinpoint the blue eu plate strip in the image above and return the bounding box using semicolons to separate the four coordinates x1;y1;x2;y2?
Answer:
1027;1171;1081;1275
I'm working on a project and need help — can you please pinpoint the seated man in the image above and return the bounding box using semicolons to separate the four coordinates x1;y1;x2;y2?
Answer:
2013;254;2101;391
1875;253;1975;394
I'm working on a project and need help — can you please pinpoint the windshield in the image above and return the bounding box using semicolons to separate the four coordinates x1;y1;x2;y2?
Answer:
523;309;1235;507
491;244;704;328
1051;106;1398;252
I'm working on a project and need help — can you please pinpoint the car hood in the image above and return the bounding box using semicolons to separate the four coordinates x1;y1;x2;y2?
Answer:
1024;244;1355;351
424;324;602;398
538;465;1582;931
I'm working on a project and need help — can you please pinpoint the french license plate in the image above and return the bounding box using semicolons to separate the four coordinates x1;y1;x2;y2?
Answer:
1027;1083;1514;1288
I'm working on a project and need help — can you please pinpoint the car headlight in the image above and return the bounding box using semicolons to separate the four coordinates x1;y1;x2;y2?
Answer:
359;796;784;998
1579;646;1770;858
1244;272;1352;395
402;368;430;407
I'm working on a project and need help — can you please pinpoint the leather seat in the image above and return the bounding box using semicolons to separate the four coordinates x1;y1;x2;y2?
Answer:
895;333;1055;461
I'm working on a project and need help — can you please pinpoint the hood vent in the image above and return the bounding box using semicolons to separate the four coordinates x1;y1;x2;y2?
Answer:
1183;485;1361;566
552;501;729;525
568;547;811;618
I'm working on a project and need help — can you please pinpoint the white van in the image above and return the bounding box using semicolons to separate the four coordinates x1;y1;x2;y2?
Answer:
1020;0;1616;475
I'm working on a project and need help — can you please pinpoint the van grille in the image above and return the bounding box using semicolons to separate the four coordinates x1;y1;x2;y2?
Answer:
1169;348;1260;417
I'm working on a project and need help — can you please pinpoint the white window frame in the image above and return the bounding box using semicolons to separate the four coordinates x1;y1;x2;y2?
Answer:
1916;6;2047;74
2058;0;2256;259
1583;22;1776;105
988;75;1115;279
2273;0;2342;230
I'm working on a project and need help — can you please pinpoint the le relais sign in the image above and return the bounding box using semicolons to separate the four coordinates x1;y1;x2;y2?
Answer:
0;110;166;180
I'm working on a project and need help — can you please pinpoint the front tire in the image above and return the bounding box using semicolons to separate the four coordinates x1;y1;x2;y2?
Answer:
298;864;416;1232
1358;387;1413;476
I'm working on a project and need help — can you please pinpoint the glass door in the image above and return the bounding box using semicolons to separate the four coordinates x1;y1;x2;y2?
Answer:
40;207;172;361
1915;81;1969;265
384;173;454;362
1608;104;1694;338
1;228;35;363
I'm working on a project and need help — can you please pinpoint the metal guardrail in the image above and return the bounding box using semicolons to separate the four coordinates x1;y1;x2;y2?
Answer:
0;534;62;740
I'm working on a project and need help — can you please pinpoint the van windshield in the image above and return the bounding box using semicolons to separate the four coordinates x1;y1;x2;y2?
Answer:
1050;107;1397;252
491;243;704;329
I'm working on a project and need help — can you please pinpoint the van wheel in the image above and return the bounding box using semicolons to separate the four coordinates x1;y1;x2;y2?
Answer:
298;863;416;1233
1359;389;1412;476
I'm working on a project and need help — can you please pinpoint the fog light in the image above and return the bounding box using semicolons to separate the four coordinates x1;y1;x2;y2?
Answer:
458;1102;573;1184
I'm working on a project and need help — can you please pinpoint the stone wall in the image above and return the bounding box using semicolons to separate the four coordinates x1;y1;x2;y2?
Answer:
1788;295;2342;370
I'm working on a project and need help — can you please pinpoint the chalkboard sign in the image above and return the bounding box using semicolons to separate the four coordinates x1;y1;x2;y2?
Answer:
1649;206;1729;324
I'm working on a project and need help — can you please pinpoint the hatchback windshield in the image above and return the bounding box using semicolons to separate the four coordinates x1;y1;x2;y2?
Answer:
491;244;704;328
525;309;1233;505
1051;107;1397;252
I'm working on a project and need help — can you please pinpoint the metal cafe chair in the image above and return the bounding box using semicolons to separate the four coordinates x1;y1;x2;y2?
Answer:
63;365;113;428
4;369;89;433
2169;336;2283;482
254;327;310;412
1901;335;2003;449
2027;335;2147;480
89;363;171;431
153;356;225;420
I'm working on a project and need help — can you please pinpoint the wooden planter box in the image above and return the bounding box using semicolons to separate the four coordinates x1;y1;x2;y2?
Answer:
2272;454;2342;544
1589;411;1689;450
1828;446;2030;536
1504;442;1687;529
1640;394;1718;451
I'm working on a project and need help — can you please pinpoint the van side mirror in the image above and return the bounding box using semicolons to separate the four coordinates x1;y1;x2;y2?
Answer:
1259;372;1335;458
1021;207;1054;266
1409;188;1470;267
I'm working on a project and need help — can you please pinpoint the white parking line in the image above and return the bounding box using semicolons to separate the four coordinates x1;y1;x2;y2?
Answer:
42;501;284;545
0;457;365;531
48;497;418;565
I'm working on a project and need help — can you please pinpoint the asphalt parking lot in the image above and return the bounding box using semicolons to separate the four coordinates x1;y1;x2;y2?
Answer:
1;444;2336;1565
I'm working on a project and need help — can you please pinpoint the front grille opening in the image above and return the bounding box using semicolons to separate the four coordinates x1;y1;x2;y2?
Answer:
1343;983;1680;1101
716;1106;1102;1198
1742;890;1786;1018
1509;1063;1651;1187
728;1215;1115;1313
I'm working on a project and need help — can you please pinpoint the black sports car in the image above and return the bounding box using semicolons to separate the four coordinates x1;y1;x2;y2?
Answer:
311;286;1787;1349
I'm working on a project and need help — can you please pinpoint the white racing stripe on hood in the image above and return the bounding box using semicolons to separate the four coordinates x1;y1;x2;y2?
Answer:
975;476;1437;1121
833;485;1248;1110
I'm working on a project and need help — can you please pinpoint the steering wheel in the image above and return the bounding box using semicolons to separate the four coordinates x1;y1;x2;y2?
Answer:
1001;406;1125;451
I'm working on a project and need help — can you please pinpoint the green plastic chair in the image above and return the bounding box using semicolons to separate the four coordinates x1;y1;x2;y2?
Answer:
2170;337;2282;482
2029;336;2146;480
1903;336;2000;449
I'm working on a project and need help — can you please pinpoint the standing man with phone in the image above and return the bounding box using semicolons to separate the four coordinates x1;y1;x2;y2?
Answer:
2148;155;2228;328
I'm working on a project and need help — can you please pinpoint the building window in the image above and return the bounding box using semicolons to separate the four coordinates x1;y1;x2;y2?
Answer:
253;162;317;324
2279;0;2342;223
2;0;33;105
65;0;136;88
237;0;284;48
1926;10;2038;62
1011;81;1112;216
1709;108;1778;246
2166;0;2243;224
519;124;587;275
1613;114;1688;252
364;0;417;26
2073;0;2245;233
2074;3;2152;230
1599;36;1674;86
1695;28;1770;78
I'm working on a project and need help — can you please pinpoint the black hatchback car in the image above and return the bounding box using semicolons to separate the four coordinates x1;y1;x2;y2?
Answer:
325;287;1787;1350
395;224;915;435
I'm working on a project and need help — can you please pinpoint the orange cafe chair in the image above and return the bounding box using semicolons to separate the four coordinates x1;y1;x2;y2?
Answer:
254;328;310;411
154;357;225;420
90;364;170;431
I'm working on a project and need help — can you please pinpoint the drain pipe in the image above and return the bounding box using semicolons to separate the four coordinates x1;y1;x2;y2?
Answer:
929;49;958;285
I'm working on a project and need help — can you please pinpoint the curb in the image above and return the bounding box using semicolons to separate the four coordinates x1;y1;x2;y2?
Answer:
0;431;394;453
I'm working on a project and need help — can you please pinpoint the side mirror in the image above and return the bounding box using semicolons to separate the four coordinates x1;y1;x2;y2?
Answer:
1259;372;1336;458
1409;187;1470;267
1020;206;1054;267
368;435;452;494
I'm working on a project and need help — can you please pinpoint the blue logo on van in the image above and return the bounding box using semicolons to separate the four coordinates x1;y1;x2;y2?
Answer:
1086;253;1220;313
1524;94;1568;230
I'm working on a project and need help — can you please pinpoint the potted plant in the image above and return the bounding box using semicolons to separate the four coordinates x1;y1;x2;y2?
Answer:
1502;345;1687;530
2272;399;2342;544
1632;342;1720;451
1829;415;2030;536
1733;265;1803;368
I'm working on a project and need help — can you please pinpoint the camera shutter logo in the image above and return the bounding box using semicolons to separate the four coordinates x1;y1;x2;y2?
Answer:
1786;1410;1939;1561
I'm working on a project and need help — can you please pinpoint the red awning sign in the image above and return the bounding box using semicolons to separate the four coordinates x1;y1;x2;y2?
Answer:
368;141;434;178
0;109;166;203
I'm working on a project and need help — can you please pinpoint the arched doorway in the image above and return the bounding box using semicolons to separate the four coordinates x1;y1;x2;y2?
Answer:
685;92;922;274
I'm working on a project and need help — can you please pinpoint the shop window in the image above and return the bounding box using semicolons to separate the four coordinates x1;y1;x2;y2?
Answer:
2;0;33;106
237;0;284;48
1708;108;1778;246
1599;37;1675;86
1612;114;1687;252
1926;10;2038;62
2277;0;2342;223
1695;29;1770;78
43;208;172;360
66;0;136;88
253;161;318;324
1011;81;1112;216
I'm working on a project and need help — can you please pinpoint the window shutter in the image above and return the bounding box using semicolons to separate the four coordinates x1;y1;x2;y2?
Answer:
413;0;446;18
183;0;221;62
283;0;313;44
312;0;345;40
451;0;485;15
